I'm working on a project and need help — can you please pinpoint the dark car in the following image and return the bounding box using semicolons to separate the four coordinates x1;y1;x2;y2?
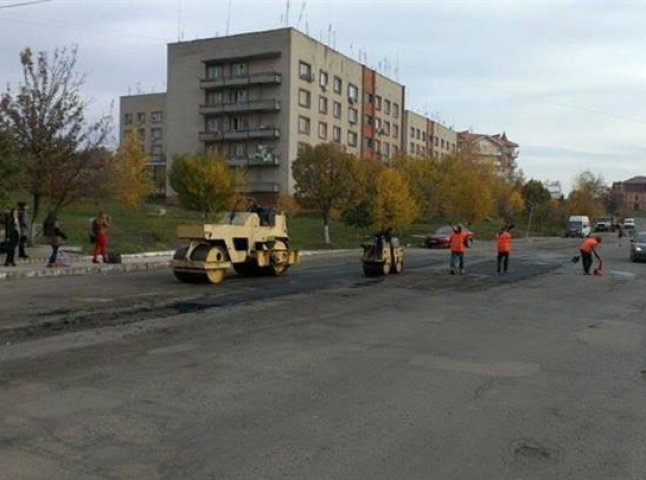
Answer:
424;225;474;249
629;232;646;262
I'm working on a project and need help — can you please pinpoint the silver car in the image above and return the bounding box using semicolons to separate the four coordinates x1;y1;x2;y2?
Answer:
629;232;646;262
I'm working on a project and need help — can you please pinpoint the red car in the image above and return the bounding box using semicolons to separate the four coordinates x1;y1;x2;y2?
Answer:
424;225;474;249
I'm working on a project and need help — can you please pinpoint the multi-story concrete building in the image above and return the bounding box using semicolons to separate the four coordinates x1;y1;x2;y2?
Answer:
612;176;646;211
429;121;457;160
120;93;167;190
402;111;457;159
120;27;406;204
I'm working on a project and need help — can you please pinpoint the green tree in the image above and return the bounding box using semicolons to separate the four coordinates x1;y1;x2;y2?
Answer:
568;170;607;218
111;129;152;208
371;168;419;232
292;143;356;244
0;46;112;223
521;179;552;209
169;153;235;221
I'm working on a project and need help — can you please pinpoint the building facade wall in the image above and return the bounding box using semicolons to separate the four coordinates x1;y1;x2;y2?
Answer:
403;110;428;157
429;121;457;160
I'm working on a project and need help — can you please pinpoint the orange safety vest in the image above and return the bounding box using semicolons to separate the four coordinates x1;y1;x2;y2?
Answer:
496;231;512;253
449;231;468;253
580;237;599;253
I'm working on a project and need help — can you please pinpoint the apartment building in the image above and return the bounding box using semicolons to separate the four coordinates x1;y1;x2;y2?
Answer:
402;111;457;159
142;27;405;204
612;176;646;211
119;93;167;185
457;131;518;171
429;121;457;160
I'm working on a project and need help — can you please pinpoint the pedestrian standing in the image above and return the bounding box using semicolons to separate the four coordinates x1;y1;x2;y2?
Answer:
3;207;20;267
580;235;602;275
496;224;513;274
617;225;624;247
449;224;469;275
17;201;30;259
43;212;67;267
91;211;111;263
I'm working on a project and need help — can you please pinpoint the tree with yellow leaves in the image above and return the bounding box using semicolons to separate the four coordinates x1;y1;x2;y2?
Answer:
371;168;419;232
111;129;152;208
169;153;235;221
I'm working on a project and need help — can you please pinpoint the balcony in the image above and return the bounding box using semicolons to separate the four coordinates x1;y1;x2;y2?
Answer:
246;181;281;193
200;72;282;90
228;154;280;167
199;127;280;142
199;99;280;115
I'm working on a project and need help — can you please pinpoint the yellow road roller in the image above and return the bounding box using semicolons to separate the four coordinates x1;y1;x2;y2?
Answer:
361;232;404;276
171;211;299;284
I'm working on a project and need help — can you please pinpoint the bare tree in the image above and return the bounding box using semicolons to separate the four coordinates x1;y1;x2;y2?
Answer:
0;46;112;224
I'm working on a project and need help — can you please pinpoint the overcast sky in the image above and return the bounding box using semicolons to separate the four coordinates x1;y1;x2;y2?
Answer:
2;0;645;192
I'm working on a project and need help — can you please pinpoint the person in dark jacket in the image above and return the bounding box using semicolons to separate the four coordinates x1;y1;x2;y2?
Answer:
17;201;30;259
4;207;20;267
43;212;67;267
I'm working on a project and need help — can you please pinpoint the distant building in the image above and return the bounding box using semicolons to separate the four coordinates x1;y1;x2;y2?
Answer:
120;92;167;190
612;176;646;211
543;180;563;199
457;131;519;171
402;111;457;159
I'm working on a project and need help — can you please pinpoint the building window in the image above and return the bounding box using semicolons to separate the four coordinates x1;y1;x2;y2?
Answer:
319;70;328;88
416;129;421;140
375;140;381;154
384;99;391;115
410;127;415;138
383;143;390;157
298;89;311;108
319;96;328;114
124;113;133;125
392;145;399;156
422;131;426;141
230;142;247;158
138;128;145;140
136;112;146;124
410;142;415;153
333;126;341;143
151;144;163;155
151;111;163;123
375;117;382;130
364;92;374;104
206;91;223;105
206;64;223;79
393;124;399;138
231;116;247;130
393;103;399;119
348;107;358;124
333;76;342;94
375;95;382;111
298;141;310;153
206;117;220;132
347;131;358;147
299;61;312;81
231;62;247;78
363;137;373;149
151;128;162;141
348;83;359;102
364;114;374;126
333;101;341;119
318;121;328;140
441;139;445;149
298;116;310;135
384;121;390;135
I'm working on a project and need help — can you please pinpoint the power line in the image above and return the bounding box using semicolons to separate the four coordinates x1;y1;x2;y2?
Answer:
0;0;51;9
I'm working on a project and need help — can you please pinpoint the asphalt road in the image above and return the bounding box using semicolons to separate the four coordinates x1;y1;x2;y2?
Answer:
1;232;645;479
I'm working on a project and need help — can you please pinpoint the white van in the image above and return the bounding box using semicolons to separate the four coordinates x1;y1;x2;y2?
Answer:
566;215;591;238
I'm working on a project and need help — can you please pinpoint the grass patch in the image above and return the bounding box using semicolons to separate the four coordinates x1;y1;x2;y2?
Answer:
41;200;559;254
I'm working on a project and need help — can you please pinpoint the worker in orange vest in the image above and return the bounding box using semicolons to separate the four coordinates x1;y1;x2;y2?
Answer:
496;224;513;274
580;235;602;275
449;224;469;275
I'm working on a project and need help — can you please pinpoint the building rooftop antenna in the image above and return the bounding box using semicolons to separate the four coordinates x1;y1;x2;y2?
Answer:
296;1;306;29
284;0;290;27
226;0;232;36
